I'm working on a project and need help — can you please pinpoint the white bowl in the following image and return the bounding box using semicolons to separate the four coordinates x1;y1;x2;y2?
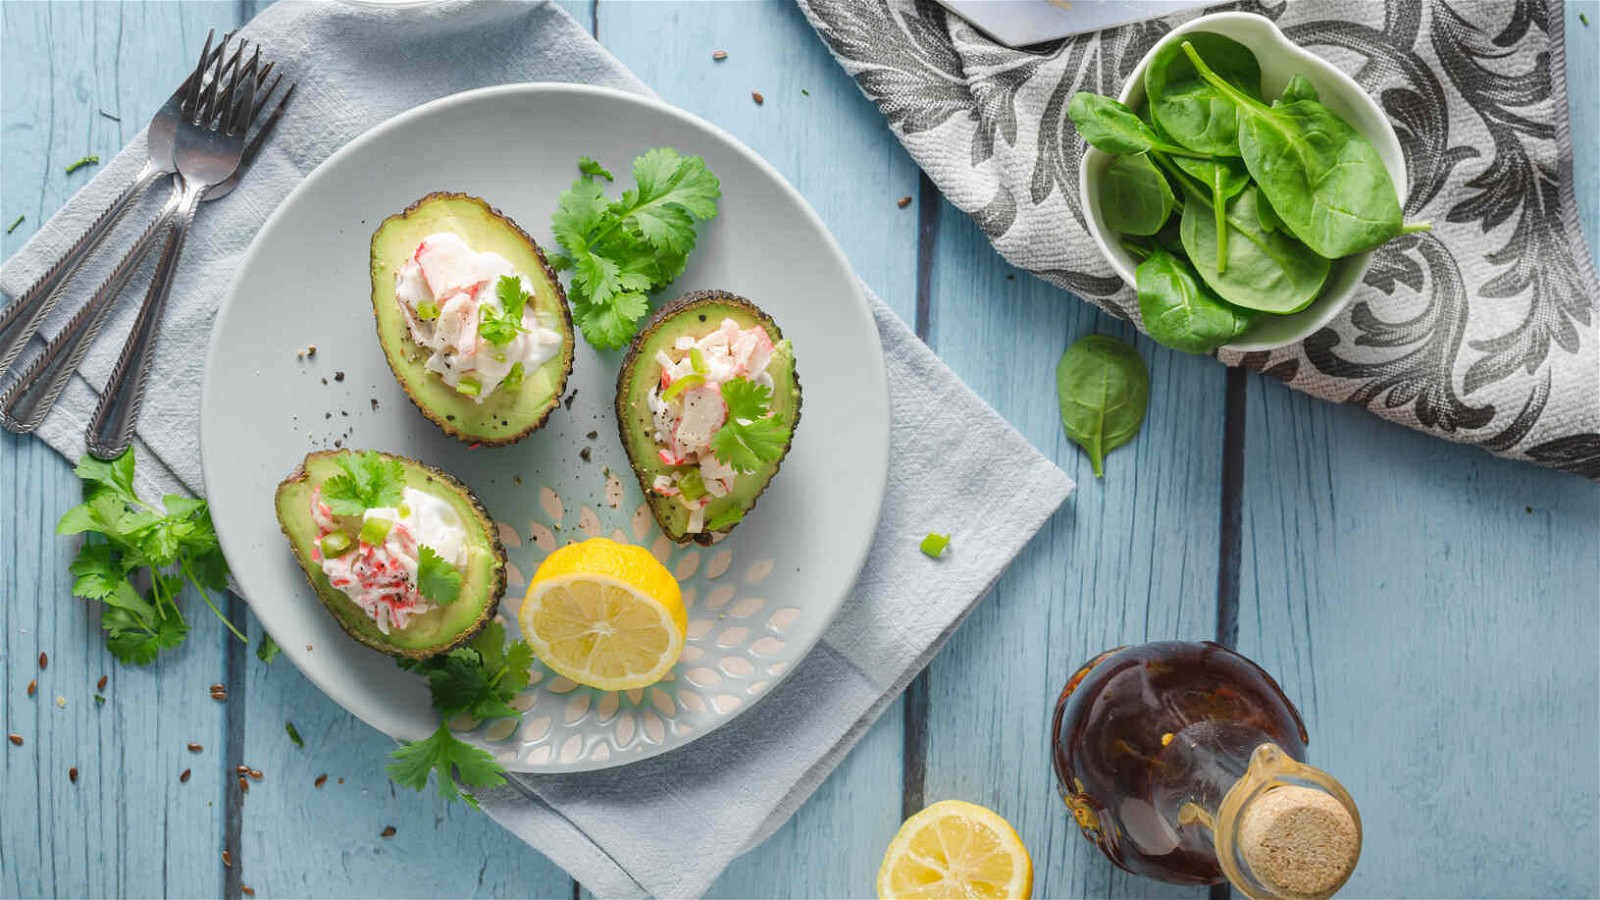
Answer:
1079;11;1407;352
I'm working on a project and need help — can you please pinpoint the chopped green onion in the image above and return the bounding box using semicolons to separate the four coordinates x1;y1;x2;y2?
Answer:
920;533;951;558
455;377;481;398
65;155;100;174
502;362;525;391
689;347;708;375
661;373;705;403
320;531;354;557
285;721;305;748
704;506;744;532
5;215;23;234
416;300;440;321
678;469;708;500
359;517;393;546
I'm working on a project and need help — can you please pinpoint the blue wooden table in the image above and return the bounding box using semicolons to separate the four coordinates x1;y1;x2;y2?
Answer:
3;2;1597;897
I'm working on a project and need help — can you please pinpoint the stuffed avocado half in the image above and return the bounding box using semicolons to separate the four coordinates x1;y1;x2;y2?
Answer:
275;449;506;659
616;290;800;545
370;193;574;445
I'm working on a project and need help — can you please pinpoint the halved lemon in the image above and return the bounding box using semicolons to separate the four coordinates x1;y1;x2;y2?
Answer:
519;538;686;691
877;800;1033;899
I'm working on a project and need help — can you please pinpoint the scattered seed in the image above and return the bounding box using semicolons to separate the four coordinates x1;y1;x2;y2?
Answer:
210;683;225;692
65;155;100;175
801;88;811;97
250;769;264;781
512;476;523;486
238;776;249;794
222;850;233;868
27;679;36;697
242;887;256;897
99;109;121;122
580;447;592;462
897;196;912;209
334;370;346;382
39;652;48;669
307;344;317;357
751;91;765;105
8;734;22;746
69;767;79;783
55;695;66;708
337;778;344;784
180;769;192;783
97;675;108;691
586;431;598;440
314;773;328;788
370;398;380;411
380;826;397;838
712;50;728;61
236;764;251;775
5;215;23;234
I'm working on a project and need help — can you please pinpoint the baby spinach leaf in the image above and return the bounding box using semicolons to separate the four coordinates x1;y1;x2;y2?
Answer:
1068;93;1208;158
1177;184;1331;313
1180;41;1403;258
1145;32;1262;157
1100;153;1177;236
1134;246;1255;354
1056;335;1150;478
1278;74;1319;105
1168;155;1250;270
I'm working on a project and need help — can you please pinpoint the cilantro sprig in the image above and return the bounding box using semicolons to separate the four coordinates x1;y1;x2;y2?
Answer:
387;622;532;804
550;148;721;349
57;451;245;665
478;275;530;346
415;546;463;605
320;451;405;517
710;378;792;474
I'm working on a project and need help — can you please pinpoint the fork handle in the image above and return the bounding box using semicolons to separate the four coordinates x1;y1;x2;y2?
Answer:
0;193;179;436
0;162;168;379
84;185;203;460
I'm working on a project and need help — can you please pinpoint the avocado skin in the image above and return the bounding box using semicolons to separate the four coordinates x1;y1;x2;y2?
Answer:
370;192;575;447
275;449;507;660
615;290;802;545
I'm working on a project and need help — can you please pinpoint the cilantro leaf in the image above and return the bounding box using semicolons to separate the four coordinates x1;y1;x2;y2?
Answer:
74;452;137;503
386;723;506;807
416;546;463;605
478;276;529;346
321;451;406;516
578;156;614;181
709;378;792;474
550;148;721;350
105;609;189;666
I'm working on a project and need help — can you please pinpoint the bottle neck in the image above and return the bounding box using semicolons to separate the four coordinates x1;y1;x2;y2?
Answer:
1169;741;1362;899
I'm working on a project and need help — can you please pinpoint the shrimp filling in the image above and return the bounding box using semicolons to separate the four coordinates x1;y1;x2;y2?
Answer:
393;232;563;401
310;486;468;634
644;319;777;534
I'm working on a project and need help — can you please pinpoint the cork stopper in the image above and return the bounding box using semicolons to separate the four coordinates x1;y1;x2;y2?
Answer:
1236;785;1359;899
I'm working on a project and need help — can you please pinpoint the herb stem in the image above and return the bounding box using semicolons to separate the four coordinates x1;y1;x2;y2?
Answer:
5;215;23;234
65;155;100;175
182;557;248;643
1399;221;1433;234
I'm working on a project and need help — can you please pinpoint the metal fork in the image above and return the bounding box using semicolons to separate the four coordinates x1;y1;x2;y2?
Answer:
0;34;290;442
81;39;274;459
0;30;239;377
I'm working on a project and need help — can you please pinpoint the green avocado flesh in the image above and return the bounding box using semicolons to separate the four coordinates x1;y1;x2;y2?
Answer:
274;450;506;659
616;291;801;545
370;193;574;445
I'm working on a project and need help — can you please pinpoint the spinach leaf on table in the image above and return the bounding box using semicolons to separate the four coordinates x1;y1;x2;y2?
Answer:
1100;153;1177;236
1181;41;1407;258
1174;179;1331;314
1144;32;1262;157
1067;93;1208;158
1131;245;1255;354
1056;335;1150;478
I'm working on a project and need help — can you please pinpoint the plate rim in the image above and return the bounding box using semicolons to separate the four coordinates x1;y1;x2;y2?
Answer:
200;81;890;771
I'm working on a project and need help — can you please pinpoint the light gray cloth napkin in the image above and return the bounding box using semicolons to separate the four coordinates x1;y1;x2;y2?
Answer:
0;2;1074;897
800;0;1600;479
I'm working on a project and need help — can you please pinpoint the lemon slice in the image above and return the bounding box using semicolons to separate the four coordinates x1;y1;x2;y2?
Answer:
877;800;1033;900
520;538;686;691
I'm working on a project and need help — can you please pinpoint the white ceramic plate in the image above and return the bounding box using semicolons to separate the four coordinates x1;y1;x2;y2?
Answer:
200;84;889;772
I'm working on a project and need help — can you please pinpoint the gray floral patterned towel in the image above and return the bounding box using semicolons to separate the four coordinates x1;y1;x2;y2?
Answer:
799;0;1599;478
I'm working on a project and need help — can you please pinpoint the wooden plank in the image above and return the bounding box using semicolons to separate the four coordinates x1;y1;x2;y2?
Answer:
0;3;244;898
918;197;1225;898
596;2;921;896
1234;14;1600;898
